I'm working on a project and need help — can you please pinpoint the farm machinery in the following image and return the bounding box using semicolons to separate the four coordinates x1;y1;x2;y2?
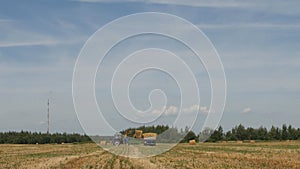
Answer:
142;133;157;146
112;133;123;146
113;130;157;146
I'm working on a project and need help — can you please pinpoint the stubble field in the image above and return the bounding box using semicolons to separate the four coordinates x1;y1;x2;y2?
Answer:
0;141;299;169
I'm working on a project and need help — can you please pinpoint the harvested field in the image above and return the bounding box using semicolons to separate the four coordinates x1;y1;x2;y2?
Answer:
0;141;299;168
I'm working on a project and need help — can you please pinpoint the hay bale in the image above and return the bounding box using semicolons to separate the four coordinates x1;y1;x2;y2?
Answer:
250;140;255;143
236;141;243;144
61;142;65;145
100;141;107;145
189;140;196;145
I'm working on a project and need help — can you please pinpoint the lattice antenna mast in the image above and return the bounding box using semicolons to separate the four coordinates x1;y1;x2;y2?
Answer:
47;98;50;134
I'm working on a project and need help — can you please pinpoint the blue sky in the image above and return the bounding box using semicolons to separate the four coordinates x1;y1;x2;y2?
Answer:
0;0;300;134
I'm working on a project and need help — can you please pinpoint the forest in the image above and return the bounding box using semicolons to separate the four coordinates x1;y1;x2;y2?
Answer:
122;124;300;143
0;131;91;144
0;124;299;144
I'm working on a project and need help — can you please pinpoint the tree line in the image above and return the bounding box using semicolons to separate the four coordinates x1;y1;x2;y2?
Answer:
205;124;300;142
122;124;300;143
1;124;299;144
0;131;91;144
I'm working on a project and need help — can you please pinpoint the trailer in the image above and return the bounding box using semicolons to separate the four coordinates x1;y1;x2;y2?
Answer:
143;133;157;146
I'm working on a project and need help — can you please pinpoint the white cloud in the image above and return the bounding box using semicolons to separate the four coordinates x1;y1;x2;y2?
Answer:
150;104;209;116
149;106;178;116
241;108;252;114
0;40;61;47
164;106;178;116
182;104;209;114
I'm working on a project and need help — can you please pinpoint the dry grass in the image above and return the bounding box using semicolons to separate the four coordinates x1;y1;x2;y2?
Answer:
0;141;299;168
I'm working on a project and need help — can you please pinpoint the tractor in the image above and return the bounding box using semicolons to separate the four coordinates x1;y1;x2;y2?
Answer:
112;133;123;146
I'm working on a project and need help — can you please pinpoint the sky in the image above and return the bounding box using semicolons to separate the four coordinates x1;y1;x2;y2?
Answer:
0;0;300;134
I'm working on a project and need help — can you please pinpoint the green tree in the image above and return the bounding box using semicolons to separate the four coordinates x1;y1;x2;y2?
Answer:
225;131;237;141
257;126;268;140
282;124;288;140
288;125;297;140
209;126;224;142
247;127;257;140
269;126;278;140
236;124;247;140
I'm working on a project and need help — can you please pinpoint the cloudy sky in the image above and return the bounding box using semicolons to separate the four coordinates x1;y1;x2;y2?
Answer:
1;0;299;134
